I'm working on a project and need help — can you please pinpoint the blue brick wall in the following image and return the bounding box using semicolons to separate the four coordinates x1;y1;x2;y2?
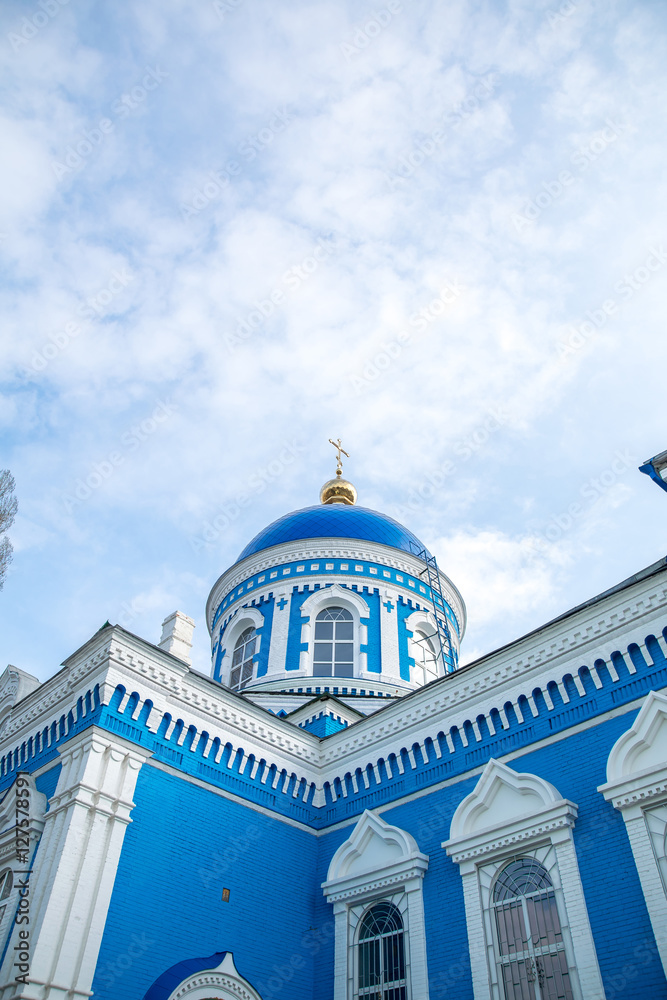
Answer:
92;763;318;1000
311;707;667;1000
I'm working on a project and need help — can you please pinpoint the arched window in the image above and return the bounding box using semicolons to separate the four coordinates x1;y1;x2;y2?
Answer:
230;627;256;691
314;607;354;677
409;628;439;685
492;857;573;1000
357;901;406;999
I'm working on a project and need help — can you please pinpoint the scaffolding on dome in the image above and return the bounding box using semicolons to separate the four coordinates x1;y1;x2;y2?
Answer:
408;543;458;674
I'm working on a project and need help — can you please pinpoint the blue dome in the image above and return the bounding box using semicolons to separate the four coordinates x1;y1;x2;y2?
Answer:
236;505;430;563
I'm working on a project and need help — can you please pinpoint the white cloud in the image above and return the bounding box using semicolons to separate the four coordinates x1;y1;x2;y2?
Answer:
1;0;667;679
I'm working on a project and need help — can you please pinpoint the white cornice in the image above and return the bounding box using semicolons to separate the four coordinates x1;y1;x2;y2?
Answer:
205;537;466;635
315;574;667;772
2;564;666;825
0;629;322;777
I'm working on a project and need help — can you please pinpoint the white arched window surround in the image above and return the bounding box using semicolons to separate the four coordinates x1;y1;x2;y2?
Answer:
322;809;430;1000
217;607;265;689
162;952;262;1000
443;758;605;1000
300;585;370;676
404;609;441;685
598;690;667;978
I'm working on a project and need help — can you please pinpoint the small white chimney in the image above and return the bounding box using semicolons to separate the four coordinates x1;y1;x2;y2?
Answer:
158;611;195;665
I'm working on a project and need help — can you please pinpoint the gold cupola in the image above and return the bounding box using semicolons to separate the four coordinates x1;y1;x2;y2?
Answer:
320;438;357;505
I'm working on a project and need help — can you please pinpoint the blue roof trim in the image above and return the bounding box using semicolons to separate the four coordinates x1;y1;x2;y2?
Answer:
236;505;430;563
142;951;227;1000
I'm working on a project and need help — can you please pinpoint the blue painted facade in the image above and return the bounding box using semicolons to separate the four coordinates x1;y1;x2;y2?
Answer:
3;500;667;1000
91;765;318;1000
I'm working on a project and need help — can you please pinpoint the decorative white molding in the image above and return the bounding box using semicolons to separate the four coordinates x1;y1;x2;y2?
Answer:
599;691;667;977
603;690;667;788
444;760;605;1000
166;952;262;1000
300;582;371;621
287;695;363;731
448;758;567;843
323;810;430;1000
0;727;152;1000
1;567;666;859
217;606;265;688
0;667;41;739
206;537;466;638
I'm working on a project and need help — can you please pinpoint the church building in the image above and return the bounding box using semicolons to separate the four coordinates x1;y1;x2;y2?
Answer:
0;450;666;1000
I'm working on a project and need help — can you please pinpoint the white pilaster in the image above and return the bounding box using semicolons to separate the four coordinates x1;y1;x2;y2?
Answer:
379;589;400;681
0;727;151;1000
268;589;292;674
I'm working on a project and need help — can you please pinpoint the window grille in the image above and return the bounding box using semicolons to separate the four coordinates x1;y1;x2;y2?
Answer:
313;607;354;677
230;627;257;691
409;628;438;685
492;857;573;1000
357;901;406;1000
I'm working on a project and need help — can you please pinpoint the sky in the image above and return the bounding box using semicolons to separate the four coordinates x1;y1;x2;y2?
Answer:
1;0;666;682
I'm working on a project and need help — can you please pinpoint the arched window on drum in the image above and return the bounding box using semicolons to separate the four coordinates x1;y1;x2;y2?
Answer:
230;627;257;691
313;607;354;677
409;627;439;685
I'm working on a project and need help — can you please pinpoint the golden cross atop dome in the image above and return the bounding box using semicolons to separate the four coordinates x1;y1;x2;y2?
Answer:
328;437;349;476
321;438;357;505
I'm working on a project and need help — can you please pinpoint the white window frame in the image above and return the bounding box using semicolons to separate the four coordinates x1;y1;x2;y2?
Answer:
217;607;264;690
313;606;355;680
300;585;370;677
404;609;441;686
598;690;667;978
353;894;409;999
443;758;605;1000
322;809;430;1000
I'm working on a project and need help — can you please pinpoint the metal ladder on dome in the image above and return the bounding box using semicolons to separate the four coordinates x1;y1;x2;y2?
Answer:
409;544;457;674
